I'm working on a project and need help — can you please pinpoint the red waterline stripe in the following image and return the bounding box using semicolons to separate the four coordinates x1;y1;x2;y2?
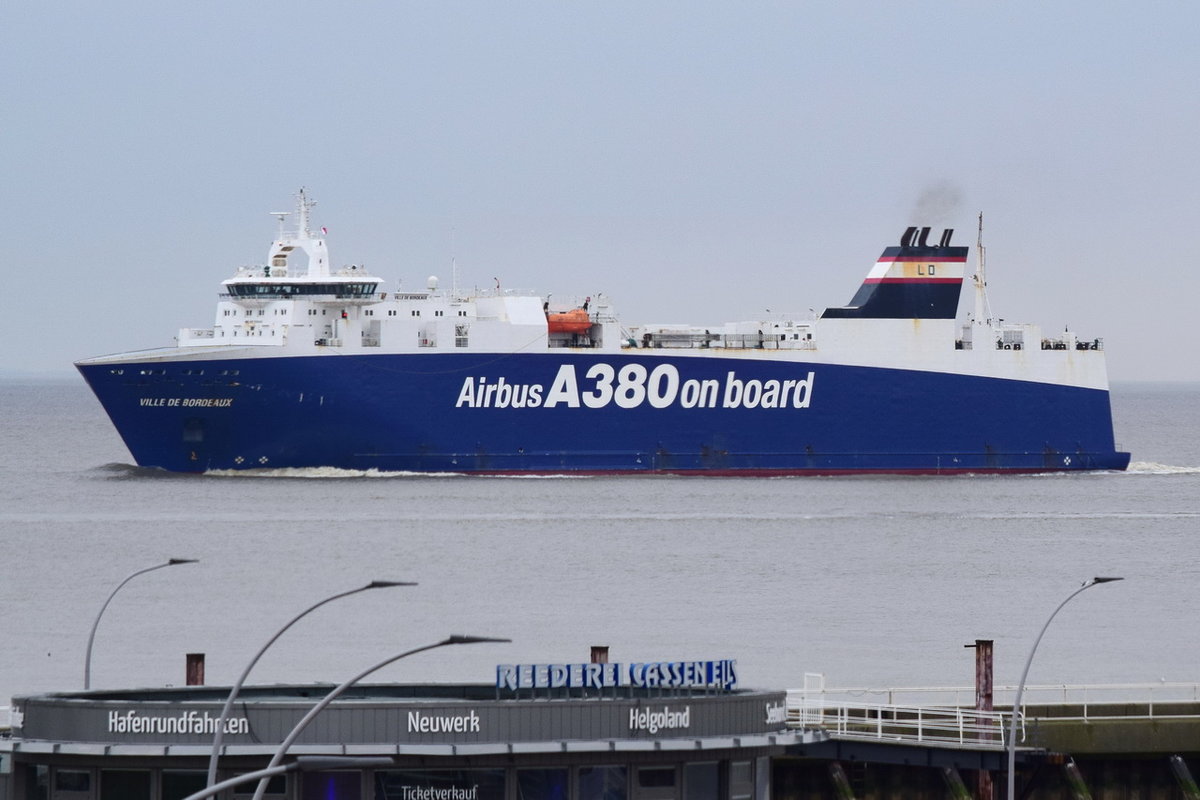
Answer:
469;467;1082;477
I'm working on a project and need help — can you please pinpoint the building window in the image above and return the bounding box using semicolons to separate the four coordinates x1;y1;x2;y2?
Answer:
26;765;48;799
637;767;676;790
518;768;568;800
636;767;678;800
729;761;753;800
162;771;206;800
55;769;92;793
101;769;151;800
684;763;718;800
232;773;286;797
301;771;360;800
579;766;627;800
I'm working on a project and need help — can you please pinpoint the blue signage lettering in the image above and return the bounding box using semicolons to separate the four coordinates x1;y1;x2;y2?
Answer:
496;660;737;691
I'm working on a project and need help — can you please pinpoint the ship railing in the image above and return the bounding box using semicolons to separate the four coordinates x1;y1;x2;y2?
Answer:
626;333;818;351
1041;337;1104;351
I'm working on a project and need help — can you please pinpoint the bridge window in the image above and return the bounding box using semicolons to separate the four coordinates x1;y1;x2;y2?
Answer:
227;282;378;298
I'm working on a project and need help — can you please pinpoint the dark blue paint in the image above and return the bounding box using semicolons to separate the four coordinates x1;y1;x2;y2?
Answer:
77;352;1130;474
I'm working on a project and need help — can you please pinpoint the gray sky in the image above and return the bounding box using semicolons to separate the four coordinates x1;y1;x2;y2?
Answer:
5;2;1197;381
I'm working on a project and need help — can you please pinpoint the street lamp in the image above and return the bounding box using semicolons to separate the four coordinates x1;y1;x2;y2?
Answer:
84;558;199;690
182;756;393;800
205;580;415;788
249;634;511;800
1006;576;1123;800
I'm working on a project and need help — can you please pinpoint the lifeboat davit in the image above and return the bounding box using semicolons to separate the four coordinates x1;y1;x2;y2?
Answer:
546;308;592;334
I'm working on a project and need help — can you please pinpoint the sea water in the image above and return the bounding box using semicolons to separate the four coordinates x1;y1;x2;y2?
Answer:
1;378;1197;703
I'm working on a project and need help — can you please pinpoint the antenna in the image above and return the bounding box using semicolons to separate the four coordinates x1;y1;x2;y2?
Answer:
973;212;994;326
296;187;316;238
450;227;459;299
270;211;291;241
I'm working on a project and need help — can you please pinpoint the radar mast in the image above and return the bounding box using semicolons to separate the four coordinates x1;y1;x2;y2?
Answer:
973;212;994;326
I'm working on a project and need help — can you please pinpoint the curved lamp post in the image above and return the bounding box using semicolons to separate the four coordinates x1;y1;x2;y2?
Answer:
249;634;511;800
205;580;415;788
84;558;199;690
183;756;393;800
1006;576;1123;800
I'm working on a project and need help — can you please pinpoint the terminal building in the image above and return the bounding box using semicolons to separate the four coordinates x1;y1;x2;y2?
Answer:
0;656;814;800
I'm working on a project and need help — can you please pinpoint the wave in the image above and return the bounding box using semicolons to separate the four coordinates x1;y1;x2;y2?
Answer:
1126;461;1200;475
88;463;467;480
203;467;467;479
91;462;1200;480
89;462;195;480
203;468;595;479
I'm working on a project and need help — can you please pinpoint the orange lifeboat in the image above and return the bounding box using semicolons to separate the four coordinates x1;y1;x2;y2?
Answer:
546;308;592;334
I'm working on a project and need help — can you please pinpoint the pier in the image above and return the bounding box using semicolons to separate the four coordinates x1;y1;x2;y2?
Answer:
5;682;1200;799
777;680;1200;799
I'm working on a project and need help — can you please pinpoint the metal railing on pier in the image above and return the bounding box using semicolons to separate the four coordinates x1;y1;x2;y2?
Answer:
789;697;1009;749
786;679;1200;749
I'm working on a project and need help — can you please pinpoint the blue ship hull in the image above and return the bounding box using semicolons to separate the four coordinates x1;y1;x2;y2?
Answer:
76;352;1130;474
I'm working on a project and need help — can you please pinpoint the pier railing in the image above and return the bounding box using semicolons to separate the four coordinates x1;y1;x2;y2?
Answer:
787;679;1200;749
789;697;1010;748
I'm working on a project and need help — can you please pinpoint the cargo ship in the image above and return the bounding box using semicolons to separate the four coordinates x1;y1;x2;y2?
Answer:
76;191;1130;474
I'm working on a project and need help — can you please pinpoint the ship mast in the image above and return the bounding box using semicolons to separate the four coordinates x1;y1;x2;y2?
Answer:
973;212;994;326
296;187;316;238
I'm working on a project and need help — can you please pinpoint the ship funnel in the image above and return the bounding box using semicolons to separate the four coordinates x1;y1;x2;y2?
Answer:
822;225;970;320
